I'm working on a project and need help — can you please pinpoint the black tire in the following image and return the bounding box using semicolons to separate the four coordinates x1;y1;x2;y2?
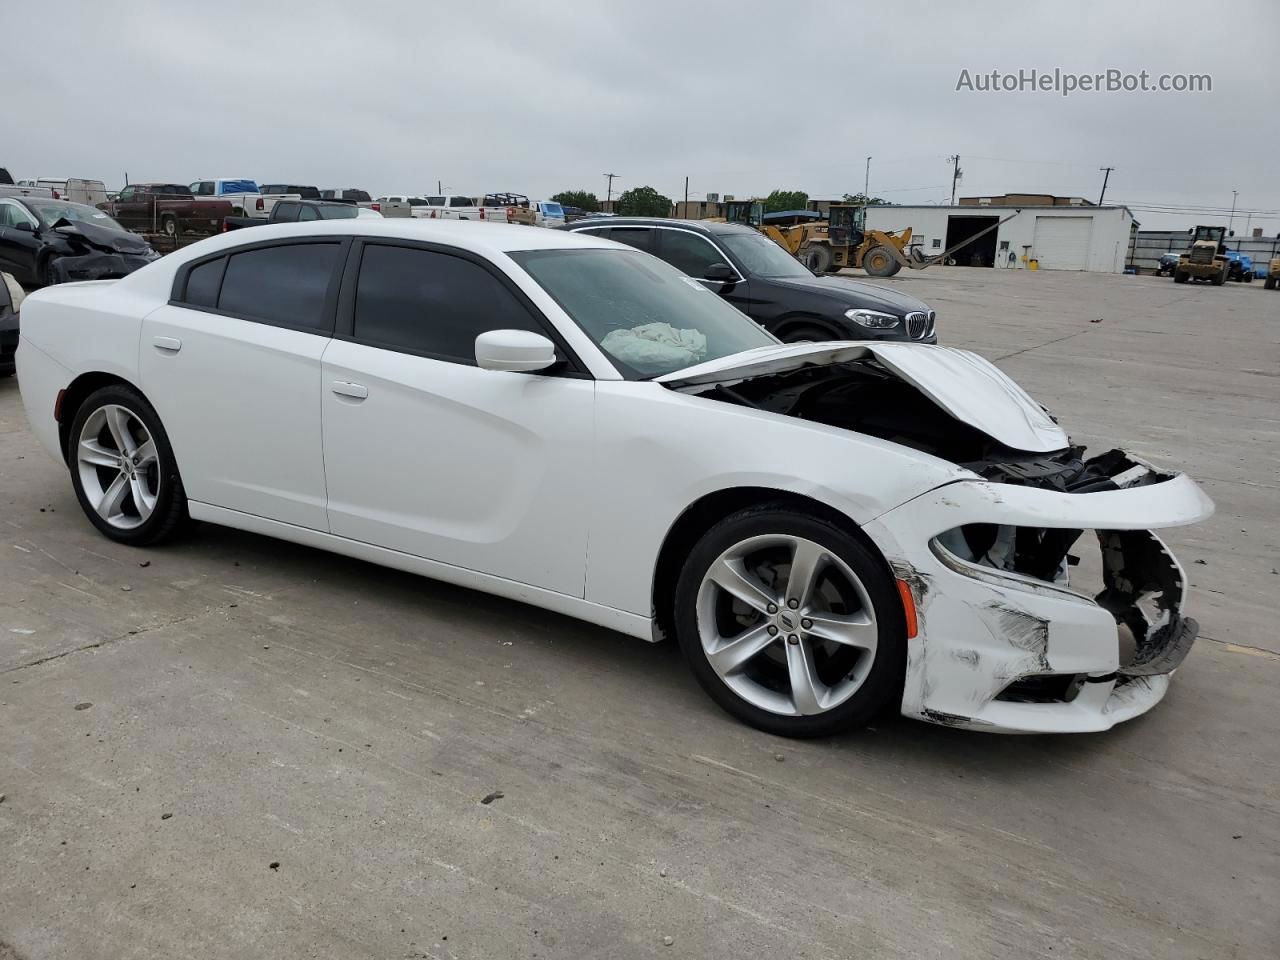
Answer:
1174;270;1189;283
1243;272;1253;283
799;243;833;273
778;320;840;343
159;213;178;237
673;504;906;738
1266;277;1277;290
1210;269;1226;286
66;384;188;546
862;246;901;277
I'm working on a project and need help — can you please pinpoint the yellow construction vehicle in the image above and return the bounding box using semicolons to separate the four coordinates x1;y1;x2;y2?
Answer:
718;200;1019;277
1173;226;1230;285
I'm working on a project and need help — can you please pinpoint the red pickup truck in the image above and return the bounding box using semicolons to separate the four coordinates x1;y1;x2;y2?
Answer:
100;183;232;238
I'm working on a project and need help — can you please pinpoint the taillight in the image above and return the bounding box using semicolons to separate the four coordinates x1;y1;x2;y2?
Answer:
52;190;60;199
372;202;380;212
222;220;230;232
479;207;486;220
507;206;516;219
255;197;264;210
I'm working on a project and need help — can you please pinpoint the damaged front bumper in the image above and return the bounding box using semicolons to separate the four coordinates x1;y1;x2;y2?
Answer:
863;457;1214;734
50;250;158;283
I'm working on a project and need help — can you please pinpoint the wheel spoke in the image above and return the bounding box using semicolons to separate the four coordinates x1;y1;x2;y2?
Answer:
707;623;776;676
785;638;826;715
78;438;121;469
96;472;130;521
804;611;877;651
128;474;156;520
133;438;158;468
707;557;777;615
785;539;826;609
105;406;136;456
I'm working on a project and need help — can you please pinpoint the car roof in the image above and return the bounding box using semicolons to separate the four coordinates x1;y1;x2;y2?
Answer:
567;216;758;237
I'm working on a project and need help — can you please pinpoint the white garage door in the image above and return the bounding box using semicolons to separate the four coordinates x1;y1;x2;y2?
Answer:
1033;216;1093;271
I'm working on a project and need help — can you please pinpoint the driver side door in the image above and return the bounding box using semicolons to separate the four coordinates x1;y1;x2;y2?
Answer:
0;199;43;284
320;239;594;597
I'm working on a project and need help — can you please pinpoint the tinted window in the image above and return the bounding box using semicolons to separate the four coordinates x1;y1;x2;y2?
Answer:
298;205;319;221
218;243;341;331
658;230;725;278
273;201;299;222
183;256;224;307
608;227;654;254
354;244;544;362
192;181;214;196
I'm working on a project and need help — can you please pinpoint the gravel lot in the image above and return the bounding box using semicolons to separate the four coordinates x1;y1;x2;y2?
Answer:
1;267;1276;959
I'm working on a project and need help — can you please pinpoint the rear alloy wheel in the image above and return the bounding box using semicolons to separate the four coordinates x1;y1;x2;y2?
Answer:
675;506;904;737
862;245;901;277
68;386;188;545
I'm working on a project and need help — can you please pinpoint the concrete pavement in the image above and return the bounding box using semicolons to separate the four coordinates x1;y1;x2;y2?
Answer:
0;267;1276;959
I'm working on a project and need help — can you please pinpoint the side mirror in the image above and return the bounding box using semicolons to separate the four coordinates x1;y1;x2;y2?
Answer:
13;221;34;233
703;262;736;283
475;329;557;372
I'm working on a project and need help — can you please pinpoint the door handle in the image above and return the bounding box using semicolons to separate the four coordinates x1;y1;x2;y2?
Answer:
331;380;368;400
152;336;182;352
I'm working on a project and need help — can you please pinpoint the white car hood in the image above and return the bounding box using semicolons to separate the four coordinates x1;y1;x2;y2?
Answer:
656;342;1069;454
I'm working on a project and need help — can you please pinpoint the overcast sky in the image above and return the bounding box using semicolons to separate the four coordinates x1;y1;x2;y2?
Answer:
4;0;1277;233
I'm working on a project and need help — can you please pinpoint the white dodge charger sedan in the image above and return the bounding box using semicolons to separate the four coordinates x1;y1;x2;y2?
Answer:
16;220;1213;736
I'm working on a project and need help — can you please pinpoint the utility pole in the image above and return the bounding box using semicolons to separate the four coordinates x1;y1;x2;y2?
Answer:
1097;166;1115;206
947;155;962;205
1228;190;1238;235
684;176;689;219
864;157;871;198
437;180;442;195
604;173;618;210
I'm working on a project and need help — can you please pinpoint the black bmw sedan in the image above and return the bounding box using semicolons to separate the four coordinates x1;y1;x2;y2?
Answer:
562;217;937;343
0;196;159;288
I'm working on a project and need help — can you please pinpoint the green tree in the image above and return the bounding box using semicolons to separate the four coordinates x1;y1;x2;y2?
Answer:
763;189;809;213
550;190;600;212
616;185;673;217
841;192;889;205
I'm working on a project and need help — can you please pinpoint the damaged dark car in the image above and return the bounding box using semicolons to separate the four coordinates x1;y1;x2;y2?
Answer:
0;196;159;288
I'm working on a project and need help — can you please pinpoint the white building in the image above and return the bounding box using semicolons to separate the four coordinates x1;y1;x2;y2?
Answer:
863;203;1137;273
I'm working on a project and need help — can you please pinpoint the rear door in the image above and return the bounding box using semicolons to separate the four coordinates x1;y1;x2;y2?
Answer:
140;238;346;529
320;239;593;596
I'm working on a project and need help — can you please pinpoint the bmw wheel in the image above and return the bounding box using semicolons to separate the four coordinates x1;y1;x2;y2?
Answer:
674;505;905;737
67;385;188;545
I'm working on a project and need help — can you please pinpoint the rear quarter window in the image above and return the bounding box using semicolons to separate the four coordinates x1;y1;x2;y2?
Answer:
217;242;342;331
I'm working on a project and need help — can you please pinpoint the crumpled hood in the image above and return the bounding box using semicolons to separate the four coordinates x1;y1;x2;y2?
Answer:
657;342;1069;453
765;274;929;314
57;219;153;255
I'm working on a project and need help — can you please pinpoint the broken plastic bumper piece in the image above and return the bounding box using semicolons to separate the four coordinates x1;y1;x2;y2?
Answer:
864;460;1213;734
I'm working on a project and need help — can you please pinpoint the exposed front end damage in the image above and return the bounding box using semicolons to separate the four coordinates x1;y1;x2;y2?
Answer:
668;343;1215;733
865;455;1212;734
48;219;159;283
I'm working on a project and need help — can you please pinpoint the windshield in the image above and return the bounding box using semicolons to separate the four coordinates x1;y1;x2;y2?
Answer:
511;249;777;379
26;199;125;231
720;231;815;279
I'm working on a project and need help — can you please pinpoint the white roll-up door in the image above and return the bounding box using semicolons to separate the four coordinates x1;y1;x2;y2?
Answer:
1032;216;1093;270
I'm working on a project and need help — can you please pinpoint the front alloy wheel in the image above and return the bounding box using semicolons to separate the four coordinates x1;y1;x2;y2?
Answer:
675;506;905;737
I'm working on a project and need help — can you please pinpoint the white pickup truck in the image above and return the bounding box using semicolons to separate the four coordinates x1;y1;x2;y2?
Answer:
416;193;536;225
0;167;53;200
189;179;299;219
